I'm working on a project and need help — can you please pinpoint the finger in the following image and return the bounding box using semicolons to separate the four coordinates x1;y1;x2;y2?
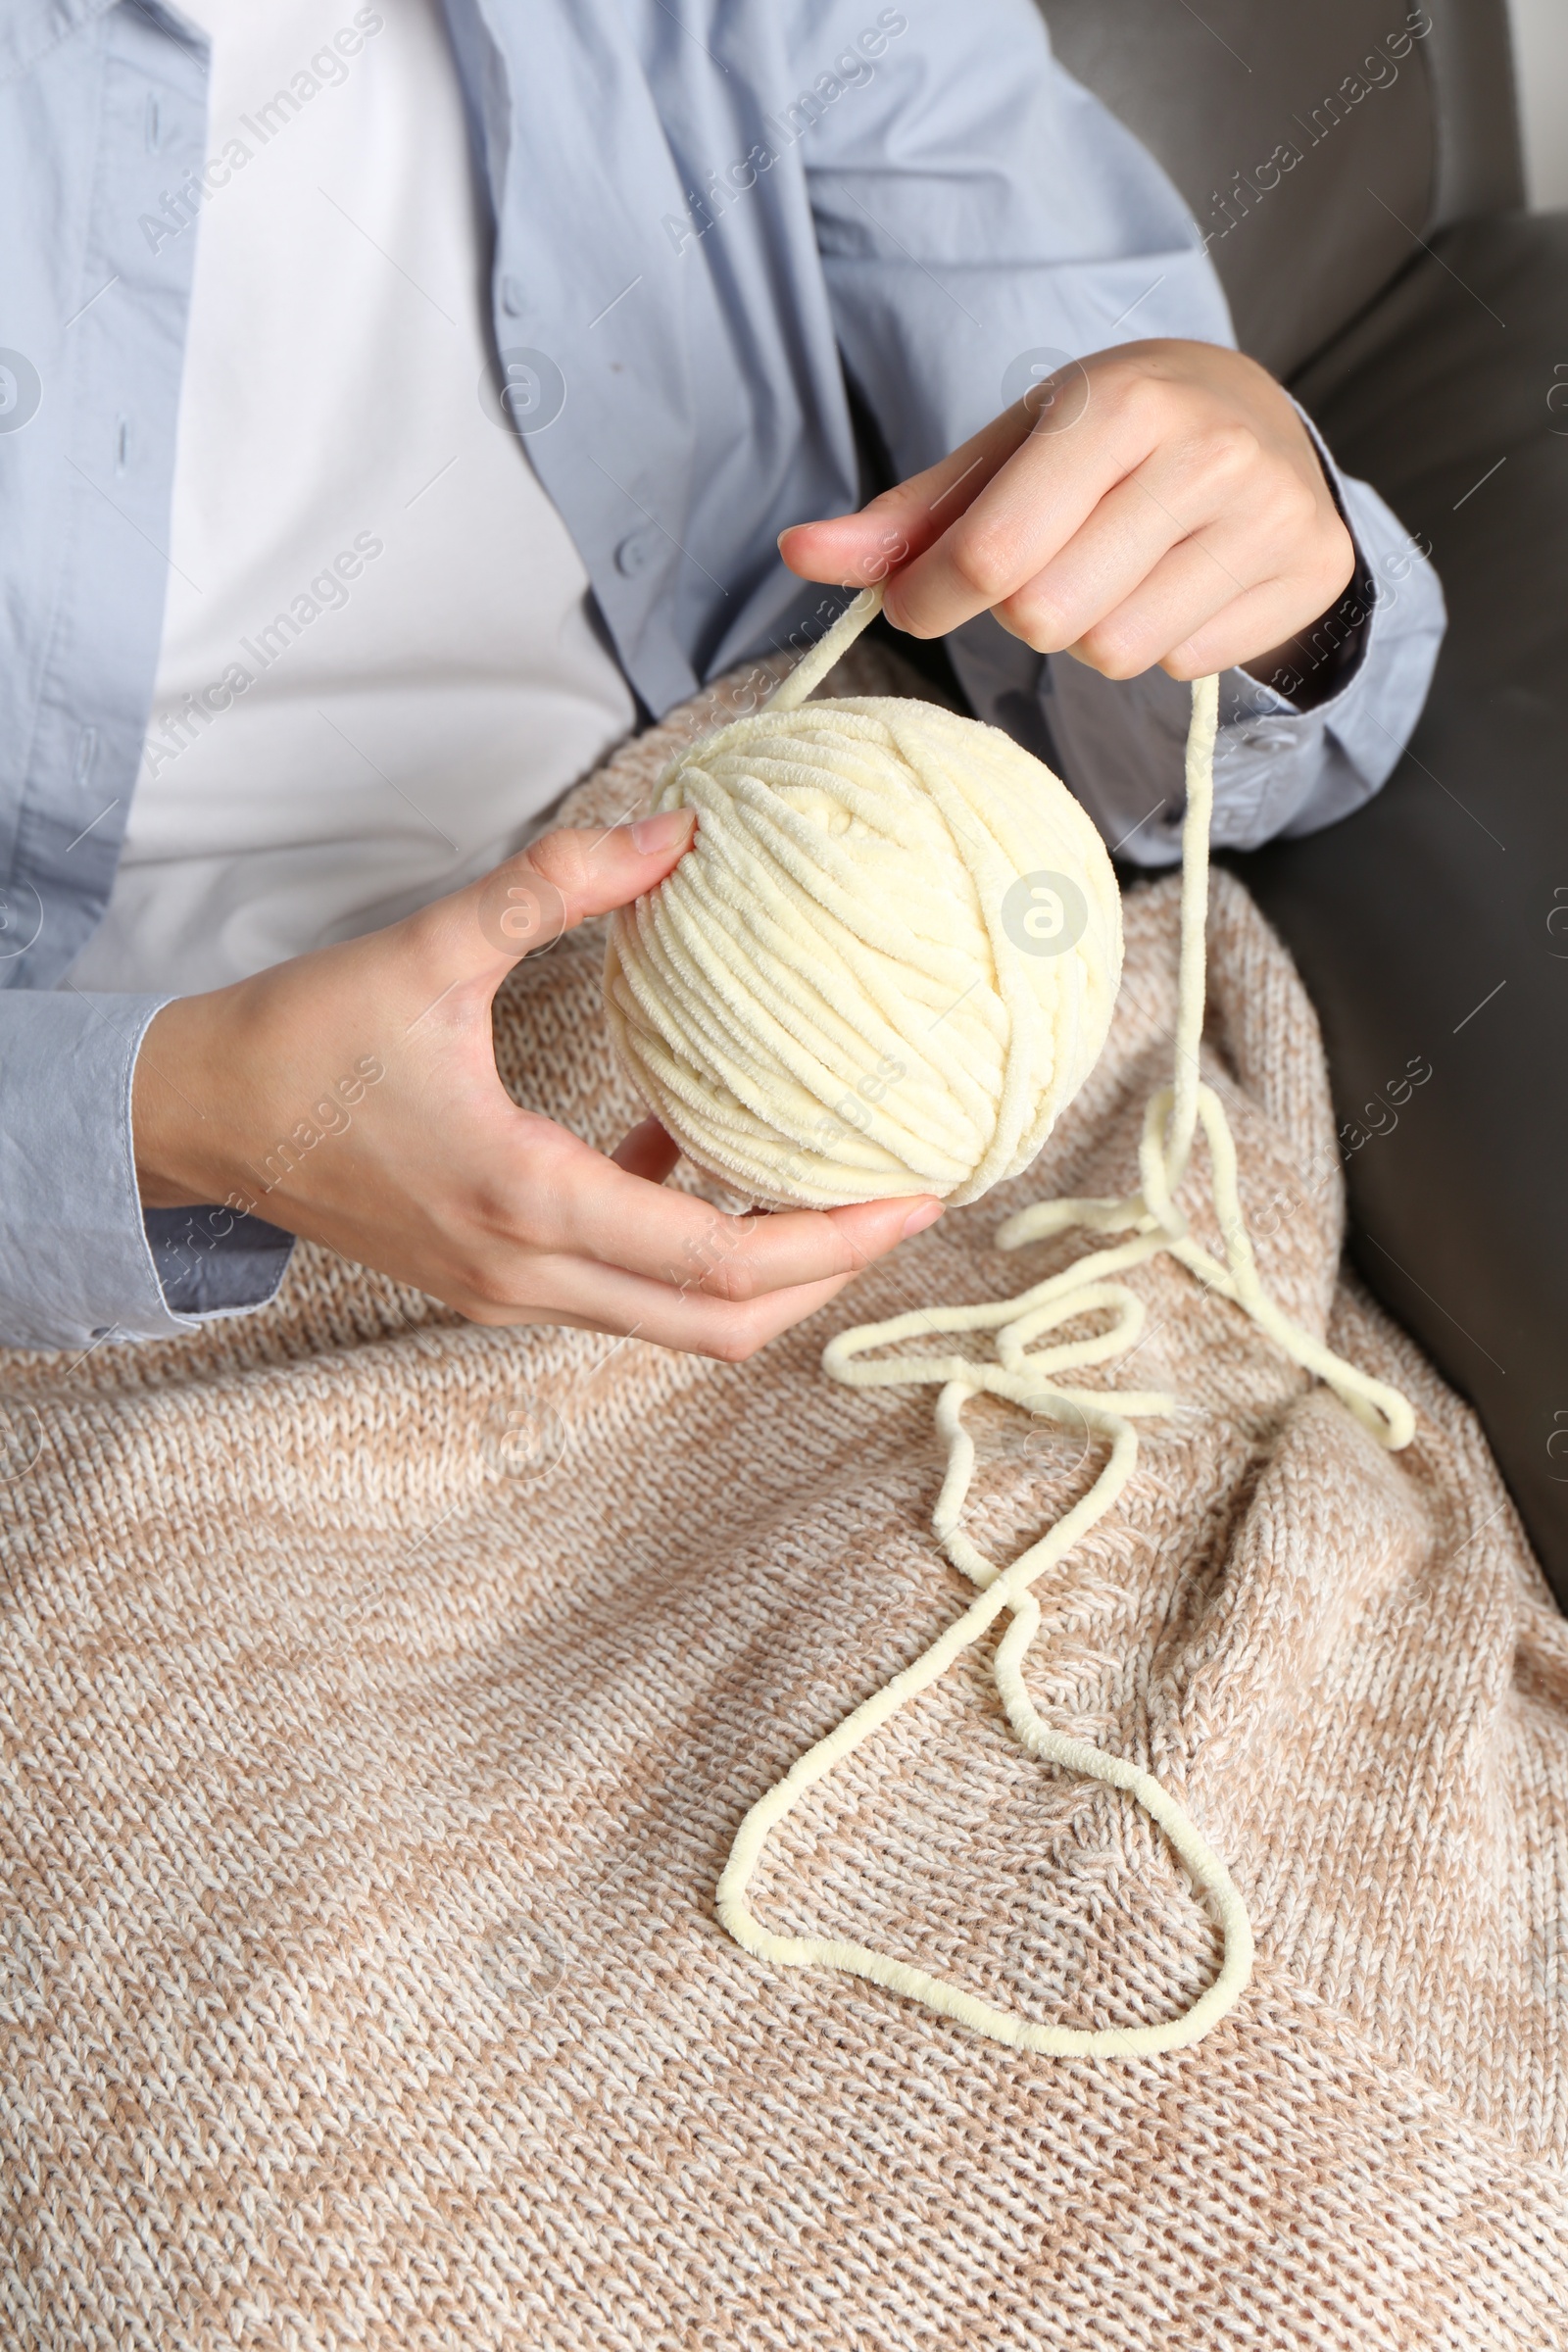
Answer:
1163;576;1346;682
1061;535;1249;681
503;1119;943;1299
1165;515;1353;678
991;470;1193;655
777;407;1031;590
610;1115;680;1184
422;808;698;987
525;806;698;924
880;387;1170;640
454;1246;872;1363
492;807;698;950
1064;511;1350;683
1103;434;1346;662
998;429;1350;677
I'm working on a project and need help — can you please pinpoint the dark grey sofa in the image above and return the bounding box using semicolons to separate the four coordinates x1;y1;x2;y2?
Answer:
1039;0;1568;1608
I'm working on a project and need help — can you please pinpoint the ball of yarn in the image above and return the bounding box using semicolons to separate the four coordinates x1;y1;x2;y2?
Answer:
604;693;1123;1209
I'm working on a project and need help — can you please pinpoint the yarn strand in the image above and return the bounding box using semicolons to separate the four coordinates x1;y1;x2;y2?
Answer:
767;585;887;711
718;613;1415;2056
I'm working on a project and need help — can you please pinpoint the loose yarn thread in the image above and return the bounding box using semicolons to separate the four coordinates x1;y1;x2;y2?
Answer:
716;590;1415;2056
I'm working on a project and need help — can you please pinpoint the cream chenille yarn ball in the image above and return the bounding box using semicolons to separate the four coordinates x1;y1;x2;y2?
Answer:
604;615;1122;1211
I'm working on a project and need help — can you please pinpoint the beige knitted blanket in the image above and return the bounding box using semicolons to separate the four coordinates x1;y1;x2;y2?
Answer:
4;660;1567;2349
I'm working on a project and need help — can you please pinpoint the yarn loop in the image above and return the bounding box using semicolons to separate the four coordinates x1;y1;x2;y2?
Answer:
712;593;1415;2058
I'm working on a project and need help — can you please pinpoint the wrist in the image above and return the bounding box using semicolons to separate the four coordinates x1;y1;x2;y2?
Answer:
131;994;240;1210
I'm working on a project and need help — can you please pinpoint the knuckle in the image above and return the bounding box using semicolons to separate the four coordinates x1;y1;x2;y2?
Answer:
515;829;588;900
948;527;1015;605
1196;420;1260;486
696;1252;760;1307
1263;470;1319;546
476;850;570;957
457;1256;523;1312
1001;580;1071;648
465;1177;555;1268
1076;622;1144;681
703;1317;765;1365
1092;353;1144;404
1114;369;1189;450
468;1172;533;1241
998;614;1054;658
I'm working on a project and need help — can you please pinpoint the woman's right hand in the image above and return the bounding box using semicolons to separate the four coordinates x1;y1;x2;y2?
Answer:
130;810;942;1359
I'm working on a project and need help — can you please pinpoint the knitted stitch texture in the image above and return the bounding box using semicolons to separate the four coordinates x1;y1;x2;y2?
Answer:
2;651;1566;2349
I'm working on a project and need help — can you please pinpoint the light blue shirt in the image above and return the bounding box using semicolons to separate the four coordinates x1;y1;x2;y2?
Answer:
0;0;1445;1349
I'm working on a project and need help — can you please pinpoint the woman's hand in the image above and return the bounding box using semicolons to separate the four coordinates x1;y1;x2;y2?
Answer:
780;338;1354;689
131;812;941;1358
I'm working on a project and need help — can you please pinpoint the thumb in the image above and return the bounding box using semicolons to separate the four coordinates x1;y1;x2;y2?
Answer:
457;807;697;976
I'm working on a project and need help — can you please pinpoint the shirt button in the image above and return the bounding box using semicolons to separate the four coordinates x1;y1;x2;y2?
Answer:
500;274;525;316
615;530;656;576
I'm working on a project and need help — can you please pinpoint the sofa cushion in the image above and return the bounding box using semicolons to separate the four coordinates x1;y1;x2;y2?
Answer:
1238;213;1568;1604
1039;0;1436;373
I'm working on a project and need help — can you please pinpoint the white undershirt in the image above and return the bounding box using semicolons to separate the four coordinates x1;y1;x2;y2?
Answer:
67;0;635;996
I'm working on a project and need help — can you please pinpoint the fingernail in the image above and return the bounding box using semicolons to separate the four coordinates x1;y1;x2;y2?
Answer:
630;807;694;855
901;1199;944;1239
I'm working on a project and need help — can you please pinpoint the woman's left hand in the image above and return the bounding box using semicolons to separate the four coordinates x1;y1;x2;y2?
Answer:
779;338;1354;690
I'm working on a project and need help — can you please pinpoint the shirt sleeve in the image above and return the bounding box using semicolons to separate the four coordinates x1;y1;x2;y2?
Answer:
0;989;293;1350
802;0;1445;858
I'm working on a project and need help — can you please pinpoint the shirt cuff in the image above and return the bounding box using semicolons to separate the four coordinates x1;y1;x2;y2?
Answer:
0;987;293;1349
142;1204;296;1315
